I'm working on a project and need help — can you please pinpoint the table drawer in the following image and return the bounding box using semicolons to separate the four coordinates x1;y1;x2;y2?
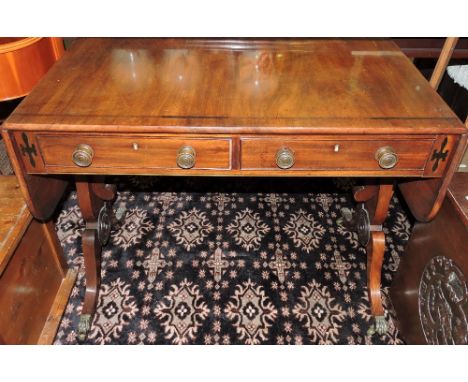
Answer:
241;138;433;171
36;135;232;170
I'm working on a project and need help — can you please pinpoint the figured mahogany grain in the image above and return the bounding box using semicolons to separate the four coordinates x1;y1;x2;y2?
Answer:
4;38;466;135
2;38;466;336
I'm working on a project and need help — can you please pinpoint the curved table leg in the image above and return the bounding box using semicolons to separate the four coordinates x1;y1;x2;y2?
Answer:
76;178;117;342
78;229;101;341
342;182;394;335
367;231;387;335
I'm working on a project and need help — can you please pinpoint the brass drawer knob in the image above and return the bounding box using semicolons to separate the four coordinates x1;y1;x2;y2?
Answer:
276;147;295;169
177;146;196;169
72;144;94;167
375;146;398;169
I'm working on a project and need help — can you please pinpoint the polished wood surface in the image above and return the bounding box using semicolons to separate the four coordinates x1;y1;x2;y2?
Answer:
391;173;468;344
0;37;64;101
5;38;466;135
21;132;436;176
3;39;467;221
0;176;74;344
4;39;466;224
2;38;467;338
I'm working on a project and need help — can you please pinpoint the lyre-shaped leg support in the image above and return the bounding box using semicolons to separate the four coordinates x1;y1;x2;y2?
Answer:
75;178;118;342
342;182;394;335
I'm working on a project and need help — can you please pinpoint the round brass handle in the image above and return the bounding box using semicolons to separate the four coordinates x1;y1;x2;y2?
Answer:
375;146;398;169
177;146;196;169
72;144;94;167
276;147;295;169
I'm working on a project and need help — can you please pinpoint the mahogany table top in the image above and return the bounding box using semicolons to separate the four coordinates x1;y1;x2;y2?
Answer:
5;38;466;135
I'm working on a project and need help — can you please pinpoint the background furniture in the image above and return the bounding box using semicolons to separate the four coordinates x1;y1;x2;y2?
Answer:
0;38;64;102
394;38;468;59
0;176;76;344
427;38;468;171
0;38;64;175
391;173;467;344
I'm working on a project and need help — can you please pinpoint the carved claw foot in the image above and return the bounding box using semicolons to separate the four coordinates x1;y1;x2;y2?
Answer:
77;314;91;342
367;315;388;336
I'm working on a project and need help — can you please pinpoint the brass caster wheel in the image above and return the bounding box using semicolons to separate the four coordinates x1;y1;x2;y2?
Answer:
77;314;91;342
367;315;388;336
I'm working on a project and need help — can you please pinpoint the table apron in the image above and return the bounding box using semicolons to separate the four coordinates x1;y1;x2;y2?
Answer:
9;131;452;178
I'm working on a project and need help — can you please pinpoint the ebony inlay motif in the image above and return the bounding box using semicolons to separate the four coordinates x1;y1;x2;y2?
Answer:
431;137;449;172
19;132;37;168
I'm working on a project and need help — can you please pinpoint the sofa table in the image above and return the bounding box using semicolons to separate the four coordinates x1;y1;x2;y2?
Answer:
2;38;467;340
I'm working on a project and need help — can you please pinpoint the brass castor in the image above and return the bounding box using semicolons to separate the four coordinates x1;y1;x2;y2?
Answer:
367;315;388;336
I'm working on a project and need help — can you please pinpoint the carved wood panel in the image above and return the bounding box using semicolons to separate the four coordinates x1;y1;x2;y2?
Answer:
419;256;468;344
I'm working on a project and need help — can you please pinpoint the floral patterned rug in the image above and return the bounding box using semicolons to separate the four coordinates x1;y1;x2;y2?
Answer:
53;177;411;345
